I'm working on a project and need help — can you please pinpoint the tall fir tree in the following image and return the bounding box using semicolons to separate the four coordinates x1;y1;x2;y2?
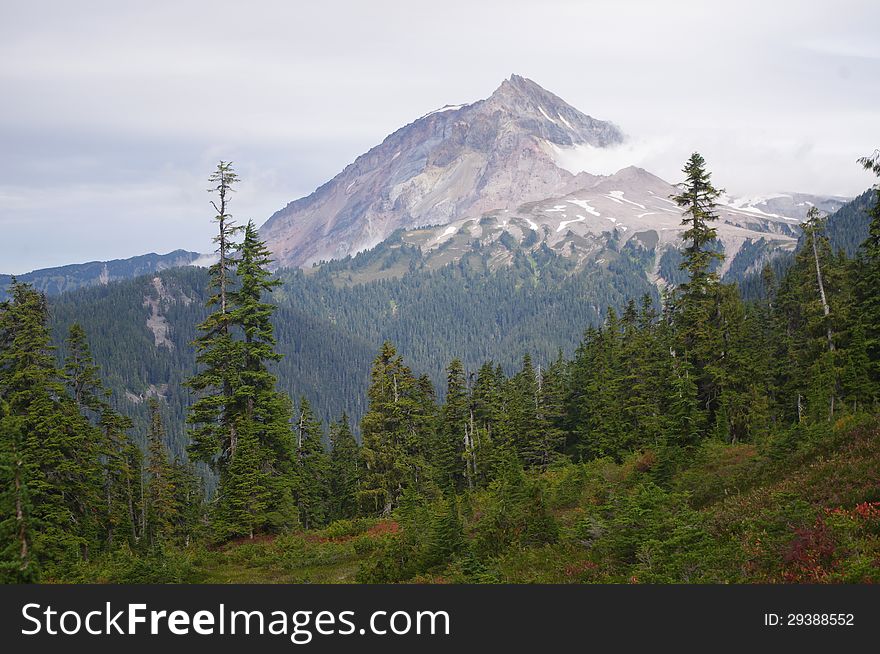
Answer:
359;341;433;515
223;221;297;535
855;150;880;396
0;282;99;577
188;161;244;470
328;413;359;521
188;168;297;540
293;397;330;530
671;152;725;431
437;358;468;490
144;399;178;548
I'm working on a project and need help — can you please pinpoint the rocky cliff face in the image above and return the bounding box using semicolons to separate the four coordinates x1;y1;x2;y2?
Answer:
365;165;811;286
259;75;624;267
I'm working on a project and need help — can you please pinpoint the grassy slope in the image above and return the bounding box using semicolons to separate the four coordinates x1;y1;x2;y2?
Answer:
63;416;880;584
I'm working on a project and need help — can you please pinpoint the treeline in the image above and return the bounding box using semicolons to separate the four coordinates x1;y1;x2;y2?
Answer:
2;152;879;583
0;291;203;582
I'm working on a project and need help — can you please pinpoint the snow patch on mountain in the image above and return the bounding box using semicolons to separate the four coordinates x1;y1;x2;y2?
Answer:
569;199;601;216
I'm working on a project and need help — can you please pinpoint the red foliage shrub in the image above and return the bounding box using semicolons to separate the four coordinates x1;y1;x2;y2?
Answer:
782;518;837;583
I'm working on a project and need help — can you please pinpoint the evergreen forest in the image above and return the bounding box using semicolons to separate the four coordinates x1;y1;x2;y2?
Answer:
3;151;880;584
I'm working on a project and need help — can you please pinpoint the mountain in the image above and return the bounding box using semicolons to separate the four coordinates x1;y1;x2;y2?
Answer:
377;165;815;286
260;74;624;267
0;249;204;300
719;192;849;222
259;75;848;281
42;190;872;456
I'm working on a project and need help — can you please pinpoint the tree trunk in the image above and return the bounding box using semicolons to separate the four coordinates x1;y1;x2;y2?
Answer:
811;234;834;353
15;457;28;574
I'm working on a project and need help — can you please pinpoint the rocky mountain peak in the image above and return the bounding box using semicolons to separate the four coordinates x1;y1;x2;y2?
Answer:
259;77;627;268
480;74;624;148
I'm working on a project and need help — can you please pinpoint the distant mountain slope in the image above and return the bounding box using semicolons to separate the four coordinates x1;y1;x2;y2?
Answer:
260;75;624;267
807;188;876;256
378;165;814;286
45;187;870;454
259;74;847;284
738;189;874;300
48;267;378;455
1;249;203;299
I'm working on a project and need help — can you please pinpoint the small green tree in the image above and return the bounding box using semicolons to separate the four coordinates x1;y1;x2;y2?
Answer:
328;413;359;521
293;397;330;530
144;400;178;548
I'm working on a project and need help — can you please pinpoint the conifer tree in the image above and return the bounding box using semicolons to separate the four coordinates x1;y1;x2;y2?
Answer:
0;396;32;582
506;353;541;465
188;172;296;539
63;324;107;413
532;351;567;469
169;457;203;546
671;152;725;430
855;150;880;393
437;358;468;489
468;362;502;485
221;221;297;534
188;161;244;469
144;399;178;547
424;494;463;568
0;282;100;574
100;407;141;549
775;214;848;422
60;324;108;555
293;397;330;530
215;422;272;540
359;341;430;515
60;326;142;549
328;413;359;521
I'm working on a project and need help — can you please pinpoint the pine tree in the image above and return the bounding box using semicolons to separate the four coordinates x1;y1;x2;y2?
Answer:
855;150;880;395
0;282;107;576
437;358;468;489
187;171;297;539
293;397;330;530
144;399;178;548
671;152;725;432
328;413;359;521
0;396;33;582
188;161;244;470
359;341;429;515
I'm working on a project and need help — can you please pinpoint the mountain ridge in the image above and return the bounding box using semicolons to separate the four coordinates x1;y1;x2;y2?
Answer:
259;75;625;267
258;75;848;274
0;249;204;300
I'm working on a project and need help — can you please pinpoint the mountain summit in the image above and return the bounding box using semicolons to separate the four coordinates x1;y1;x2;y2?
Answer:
260;75;624;267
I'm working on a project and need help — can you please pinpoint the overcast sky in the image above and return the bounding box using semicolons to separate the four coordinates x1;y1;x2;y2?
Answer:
2;0;879;274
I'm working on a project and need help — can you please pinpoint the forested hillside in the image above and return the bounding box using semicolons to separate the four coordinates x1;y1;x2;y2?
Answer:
0;250;202;301
44;186;871;456
2;152;879;585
